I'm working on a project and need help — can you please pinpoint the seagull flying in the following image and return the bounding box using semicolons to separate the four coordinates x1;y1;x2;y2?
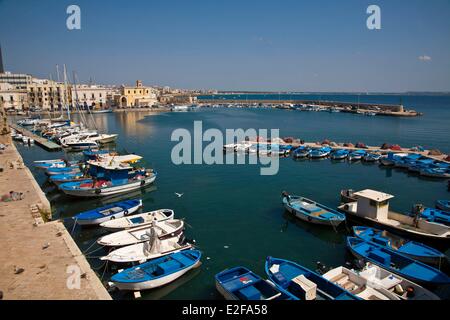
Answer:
175;192;184;198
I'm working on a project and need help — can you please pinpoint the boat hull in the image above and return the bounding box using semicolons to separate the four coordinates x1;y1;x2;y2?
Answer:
61;175;156;197
112;260;200;291
75;202;142;226
284;204;344;227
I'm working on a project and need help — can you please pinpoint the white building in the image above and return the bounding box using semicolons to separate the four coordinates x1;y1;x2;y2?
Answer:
71;85;112;109
0;83;28;110
0;71;32;90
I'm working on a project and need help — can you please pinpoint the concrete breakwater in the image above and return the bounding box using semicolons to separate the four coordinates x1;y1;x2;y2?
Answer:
0;136;110;300
199;99;421;117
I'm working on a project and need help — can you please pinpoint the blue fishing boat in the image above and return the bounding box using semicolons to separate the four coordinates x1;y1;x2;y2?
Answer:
436;200;450;213
394;154;423;168
309;147;331;159
353;226;446;265
379;152;408;166
59;159;156;197
282;192;346;227
45;165;81;176
420;167;450;179
414;207;450;226
346;237;450;285
408;159;436;173
292;146;311;158
74;199;143;225
83;149;110;160
50;173;90;186
265;257;359;300
110;249;201;291
362;153;381;162
330;149;349;160
215;266;296;300
348;150;366;161
34;159;77;170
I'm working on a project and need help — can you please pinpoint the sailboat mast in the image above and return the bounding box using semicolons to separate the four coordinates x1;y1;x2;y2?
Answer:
63;64;70;122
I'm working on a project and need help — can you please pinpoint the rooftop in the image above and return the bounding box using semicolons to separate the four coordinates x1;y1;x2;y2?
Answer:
354;189;394;202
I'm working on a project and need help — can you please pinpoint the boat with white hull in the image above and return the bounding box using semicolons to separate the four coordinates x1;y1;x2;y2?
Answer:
338;189;450;246
97;219;184;247
100;209;174;230
357;263;440;300
323;266;399;300
100;235;193;263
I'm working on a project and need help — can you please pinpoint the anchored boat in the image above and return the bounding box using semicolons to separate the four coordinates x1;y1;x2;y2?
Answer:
330;149;349;160
215;266;296;300
59;158;156;197
100;209;174;230
265;257;360;300
348;150;366;161
97;219;184;247
338;189;450;246
110;249;201;291
282;192;346;227
309;147;331;159
436;200;450;213
323;266;399;300
346;237;450;286
100;234;193;263
353;226;446;265
73;199;143;225
356;263;440;300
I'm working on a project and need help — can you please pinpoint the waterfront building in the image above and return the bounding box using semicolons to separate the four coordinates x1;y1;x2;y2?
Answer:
71;84;113;110
115;80;158;108
0;71;33;90
159;93;197;105
0;83;28;110
27;78;69;110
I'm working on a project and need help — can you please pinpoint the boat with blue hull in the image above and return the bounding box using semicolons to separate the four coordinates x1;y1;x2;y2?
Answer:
436;200;450;213
215;266;296;300
265;257;360;300
330;149;349;160
379;153;409;166
352;226;446;265
282;192;346;227
59;158;157;197
346;237;450;286
394;154;423;168
50;172;88;186
348;150;366;161
292;146;311;158
363;153;381;162
309;147;331;159
83;149;111;160
74;199;143;225
45;165;81;176
110;249;201;291
413;207;450;226
34;159;73;170
420;167;450;179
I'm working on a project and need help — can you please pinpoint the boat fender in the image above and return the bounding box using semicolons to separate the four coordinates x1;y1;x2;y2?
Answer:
394;284;404;295
406;286;415;298
95;188;101;194
124;210;129;216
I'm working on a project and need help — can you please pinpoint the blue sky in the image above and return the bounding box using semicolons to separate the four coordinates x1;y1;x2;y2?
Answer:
0;0;449;92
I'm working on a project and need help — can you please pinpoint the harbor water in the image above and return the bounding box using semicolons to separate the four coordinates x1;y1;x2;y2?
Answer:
14;94;450;299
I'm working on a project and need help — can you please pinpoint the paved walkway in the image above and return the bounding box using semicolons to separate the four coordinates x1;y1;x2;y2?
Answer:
0;135;111;300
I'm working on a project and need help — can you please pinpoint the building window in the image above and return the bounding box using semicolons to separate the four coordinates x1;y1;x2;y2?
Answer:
10;96;14;102
92;93;95;99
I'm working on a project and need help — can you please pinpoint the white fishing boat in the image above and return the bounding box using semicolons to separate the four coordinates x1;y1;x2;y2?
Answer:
357;263;440;300
323;266;400;300
100;209;174;230
100;234;193;263
90;133;118;144
62;138;98;150
338;189;450;245
97;219;184;247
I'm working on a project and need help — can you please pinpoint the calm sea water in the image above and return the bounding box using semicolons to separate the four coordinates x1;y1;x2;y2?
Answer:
15;94;450;300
